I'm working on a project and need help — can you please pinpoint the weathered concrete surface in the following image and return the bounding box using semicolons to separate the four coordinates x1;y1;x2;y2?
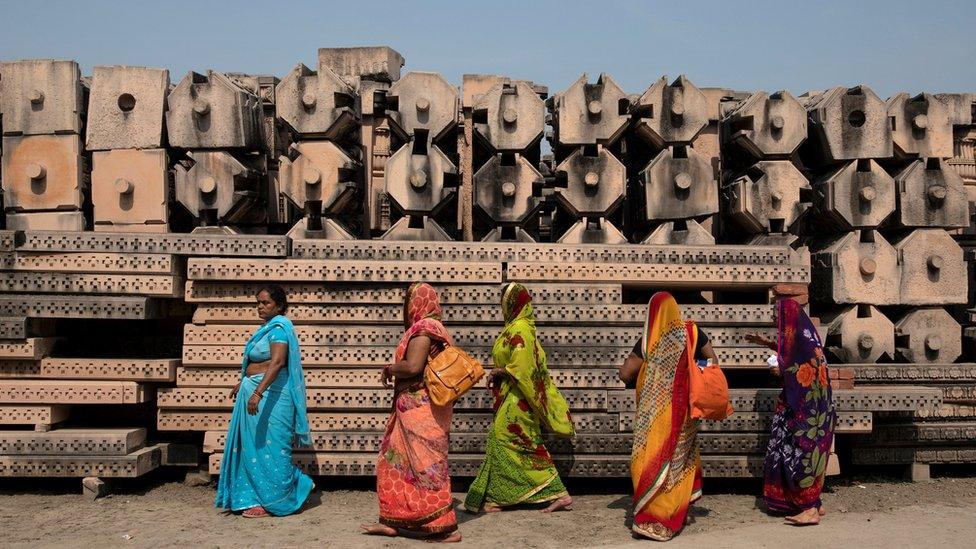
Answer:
91;149;169;230
386;72;458;143
638;145;718;221
806;85;893;162
472;79;544;152
275;63;359;139
86;65;169;151
893;158;969;228
725;160;809;234
473;152;544;225
0;59;85;136
888;92;953;159
811;230;899;305
893;229;967;305
1;134;86;211
721;90;807;158
278;140;362;214
633;75;709;147
895;307;962;364
814;159;896;229
553;145;626;217
166;71;264;150
317;46;404;83
550;73;630;148
173;151;263;221
385;142;457;215
823;305;895;363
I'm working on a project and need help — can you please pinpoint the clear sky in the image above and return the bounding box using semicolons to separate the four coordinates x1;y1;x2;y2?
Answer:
1;0;974;99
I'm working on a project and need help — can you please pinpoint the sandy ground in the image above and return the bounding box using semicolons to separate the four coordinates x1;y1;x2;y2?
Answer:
2;473;976;548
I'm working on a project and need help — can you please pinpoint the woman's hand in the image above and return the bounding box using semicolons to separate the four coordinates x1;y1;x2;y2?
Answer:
486;368;506;389
228;381;241;400
381;365;393;388
745;333;776;349
247;392;261;415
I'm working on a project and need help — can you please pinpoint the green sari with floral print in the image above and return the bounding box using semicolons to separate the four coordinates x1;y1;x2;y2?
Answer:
464;283;575;512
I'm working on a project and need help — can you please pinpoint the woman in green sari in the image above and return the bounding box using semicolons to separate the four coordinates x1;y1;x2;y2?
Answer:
465;282;575;514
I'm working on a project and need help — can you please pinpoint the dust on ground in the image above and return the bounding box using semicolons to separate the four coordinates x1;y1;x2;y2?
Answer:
2;473;976;548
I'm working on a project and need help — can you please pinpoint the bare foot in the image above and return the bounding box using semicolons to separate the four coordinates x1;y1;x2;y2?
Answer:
785;507;820;526
685;514;696;526
483;504;503;513
819;505;826;516
360;523;397;536
426;530;462;543
541;495;573;513
242;506;268;518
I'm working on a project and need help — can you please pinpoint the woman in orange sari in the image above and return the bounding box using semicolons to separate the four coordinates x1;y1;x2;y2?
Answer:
618;292;706;541
360;282;460;543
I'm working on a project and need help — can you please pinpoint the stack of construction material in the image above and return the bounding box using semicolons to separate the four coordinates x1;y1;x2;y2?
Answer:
628;76;718;245
0;59;89;231
720;89;811;248
793;87;973;477
154;238;939;478
377;70;459;240
465;74;546;242
167;70;268;231
87;65;171;233
0;230;287;482
546;74;630;243
276;53;363;239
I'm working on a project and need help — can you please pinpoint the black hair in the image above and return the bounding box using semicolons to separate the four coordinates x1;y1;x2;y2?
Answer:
257;284;288;314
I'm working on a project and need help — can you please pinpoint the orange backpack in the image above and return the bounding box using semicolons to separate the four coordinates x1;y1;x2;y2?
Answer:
685;322;734;420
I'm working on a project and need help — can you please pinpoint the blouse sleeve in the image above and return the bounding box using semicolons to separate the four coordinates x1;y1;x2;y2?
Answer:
631;338;644;359
267;326;289;345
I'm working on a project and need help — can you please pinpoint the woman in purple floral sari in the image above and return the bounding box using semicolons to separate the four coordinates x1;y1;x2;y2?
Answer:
747;298;836;526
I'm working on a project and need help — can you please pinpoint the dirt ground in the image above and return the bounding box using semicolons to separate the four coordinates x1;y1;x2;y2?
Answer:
2;473;976;548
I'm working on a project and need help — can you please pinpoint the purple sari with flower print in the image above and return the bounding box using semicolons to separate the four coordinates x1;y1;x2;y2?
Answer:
763;299;837;514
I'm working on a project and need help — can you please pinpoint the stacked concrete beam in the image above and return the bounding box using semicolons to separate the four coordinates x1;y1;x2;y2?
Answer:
465;75;546;242
546;74;630;243
163;237;947;478
167;71;267;231
87;65;171;232
0;60;89;231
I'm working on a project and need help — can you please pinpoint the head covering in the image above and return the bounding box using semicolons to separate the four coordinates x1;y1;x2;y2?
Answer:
501;282;534;324
641;292;687;360
395;282;453;363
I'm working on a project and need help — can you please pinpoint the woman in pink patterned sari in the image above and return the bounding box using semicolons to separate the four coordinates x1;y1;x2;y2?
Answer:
360;282;460;542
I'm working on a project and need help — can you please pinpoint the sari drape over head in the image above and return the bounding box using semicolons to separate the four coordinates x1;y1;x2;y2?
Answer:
215;314;314;516
376;282;458;534
630;292;702;541
763;299;836;514
464;283;574;511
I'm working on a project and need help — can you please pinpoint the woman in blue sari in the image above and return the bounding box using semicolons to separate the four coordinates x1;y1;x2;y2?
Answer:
215;284;314;518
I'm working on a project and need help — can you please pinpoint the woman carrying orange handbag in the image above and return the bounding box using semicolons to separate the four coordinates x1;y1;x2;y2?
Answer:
618;292;718;541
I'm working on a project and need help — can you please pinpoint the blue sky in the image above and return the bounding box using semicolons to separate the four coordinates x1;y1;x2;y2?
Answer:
1;0;974;98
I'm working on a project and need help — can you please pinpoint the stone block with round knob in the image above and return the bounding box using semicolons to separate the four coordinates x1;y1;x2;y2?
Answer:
275;63;359;139
472;79;544;152
822;305;894;363
805;85;893;162
386;72;458;143
814;159;896;229
86;65;169;151
385;141;457;215
893;229;967;305
553;145;626;218
278;141;361;215
725;160;810;234
0;59;85;136
1;134;86;211
638;145;718;221
810;230;899;305
549;73;630;148
894;307;961;364
632;75;709;148
91;149;169;231
473;153;543;226
174;151;263;222
721;90;807;159
166;71;264;150
893;157;969;228
887;92;953;159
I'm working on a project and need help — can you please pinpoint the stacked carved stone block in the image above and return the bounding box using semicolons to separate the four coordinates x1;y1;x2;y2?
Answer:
0;60;89;231
277;54;362;239
546;74;630;243
466;75;546;242
87;65;171;232
167;71;268;230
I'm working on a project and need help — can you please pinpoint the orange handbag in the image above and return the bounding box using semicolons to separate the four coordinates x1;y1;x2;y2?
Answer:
685;323;734;420
424;345;485;406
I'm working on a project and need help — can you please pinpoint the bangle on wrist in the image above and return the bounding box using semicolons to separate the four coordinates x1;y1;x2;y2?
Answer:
252;391;263;399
